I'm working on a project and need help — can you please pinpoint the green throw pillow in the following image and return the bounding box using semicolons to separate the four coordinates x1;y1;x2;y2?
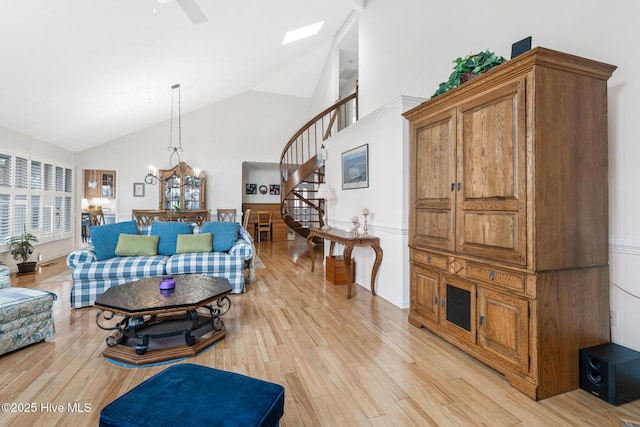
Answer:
115;234;160;256
176;233;213;254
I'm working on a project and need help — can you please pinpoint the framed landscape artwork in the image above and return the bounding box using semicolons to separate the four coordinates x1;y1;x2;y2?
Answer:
342;144;369;189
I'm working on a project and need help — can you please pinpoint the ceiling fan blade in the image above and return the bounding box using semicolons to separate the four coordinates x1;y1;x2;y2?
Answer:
177;0;208;24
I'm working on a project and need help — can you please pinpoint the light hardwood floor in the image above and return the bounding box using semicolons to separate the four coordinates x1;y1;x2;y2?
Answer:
1;237;639;426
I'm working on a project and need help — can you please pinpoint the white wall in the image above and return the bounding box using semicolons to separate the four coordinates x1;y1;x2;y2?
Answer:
322;96;422;308
0;126;76;268
312;0;640;351
76;90;312;222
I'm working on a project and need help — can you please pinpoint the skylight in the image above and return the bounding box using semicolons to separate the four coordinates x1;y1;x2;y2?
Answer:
282;21;325;45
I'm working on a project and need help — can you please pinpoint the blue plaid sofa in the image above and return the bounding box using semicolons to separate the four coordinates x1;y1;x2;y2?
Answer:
0;265;57;355
66;221;255;308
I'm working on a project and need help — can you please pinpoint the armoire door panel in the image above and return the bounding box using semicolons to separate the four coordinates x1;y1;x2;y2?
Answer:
410;265;440;324
456;78;527;265
461;94;517;199
462;212;517;249
415;209;453;250
478;287;529;372
415;117;454;201
411;108;456;250
457;211;526;265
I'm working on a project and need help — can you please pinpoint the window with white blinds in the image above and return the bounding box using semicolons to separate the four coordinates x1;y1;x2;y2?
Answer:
64;196;72;232
0;155;11;188
44;163;53;191
31;195;40;230
65;169;72;193
0;194;10;239
42;205;52;235
0;151;73;243
13;194;27;235
31;161;42;190
54;196;62;230
55;166;64;192
15;157;28;189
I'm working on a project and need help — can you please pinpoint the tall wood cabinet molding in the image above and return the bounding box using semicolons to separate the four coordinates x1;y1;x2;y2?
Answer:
404;47;616;400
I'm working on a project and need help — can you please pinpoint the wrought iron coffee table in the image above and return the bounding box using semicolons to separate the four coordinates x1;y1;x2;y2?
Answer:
95;275;231;365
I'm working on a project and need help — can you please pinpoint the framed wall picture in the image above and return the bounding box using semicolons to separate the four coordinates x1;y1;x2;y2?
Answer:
259;185;268;195
133;182;145;197
342;144;369;189
270;184;280;195
246;183;257;194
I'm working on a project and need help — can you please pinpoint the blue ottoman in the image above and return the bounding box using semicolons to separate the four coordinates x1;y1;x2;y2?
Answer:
99;364;285;427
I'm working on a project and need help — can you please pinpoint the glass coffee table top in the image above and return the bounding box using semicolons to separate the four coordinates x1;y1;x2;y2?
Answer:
95;275;232;314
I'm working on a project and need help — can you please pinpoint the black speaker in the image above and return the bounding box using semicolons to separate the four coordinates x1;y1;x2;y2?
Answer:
510;36;532;59
579;342;640;405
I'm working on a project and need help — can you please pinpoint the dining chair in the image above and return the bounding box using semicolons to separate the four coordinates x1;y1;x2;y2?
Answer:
242;209;252;230
173;209;210;226
89;208;105;226
255;211;272;242
81;212;91;243
132;209;170;227
217;209;237;222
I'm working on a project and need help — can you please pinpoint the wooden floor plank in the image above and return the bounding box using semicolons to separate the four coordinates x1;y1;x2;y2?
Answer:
0;237;639;426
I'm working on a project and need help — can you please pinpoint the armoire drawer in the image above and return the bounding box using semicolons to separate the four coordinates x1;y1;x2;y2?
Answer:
466;262;526;292
411;250;448;271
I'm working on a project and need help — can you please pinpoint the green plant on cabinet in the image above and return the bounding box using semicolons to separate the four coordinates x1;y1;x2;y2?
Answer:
431;50;506;98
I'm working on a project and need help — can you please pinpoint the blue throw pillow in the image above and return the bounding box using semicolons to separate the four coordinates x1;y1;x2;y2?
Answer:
90;220;139;261
151;221;193;255
201;222;239;252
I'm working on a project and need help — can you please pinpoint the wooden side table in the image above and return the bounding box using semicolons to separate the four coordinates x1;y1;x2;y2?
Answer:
307;228;383;299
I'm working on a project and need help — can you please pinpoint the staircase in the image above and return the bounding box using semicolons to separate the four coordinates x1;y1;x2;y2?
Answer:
280;84;358;239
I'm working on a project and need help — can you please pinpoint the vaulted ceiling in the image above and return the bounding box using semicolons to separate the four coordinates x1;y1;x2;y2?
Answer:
0;0;361;152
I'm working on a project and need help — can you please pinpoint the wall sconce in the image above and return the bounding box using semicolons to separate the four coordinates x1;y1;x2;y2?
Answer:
317;144;327;161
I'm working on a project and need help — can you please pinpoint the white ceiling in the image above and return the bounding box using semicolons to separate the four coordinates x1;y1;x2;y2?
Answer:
0;0;360;152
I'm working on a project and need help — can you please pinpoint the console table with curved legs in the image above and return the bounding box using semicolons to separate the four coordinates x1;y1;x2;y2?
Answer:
307;228;383;299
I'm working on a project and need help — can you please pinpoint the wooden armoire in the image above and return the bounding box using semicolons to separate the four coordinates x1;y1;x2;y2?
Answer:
403;47;616;400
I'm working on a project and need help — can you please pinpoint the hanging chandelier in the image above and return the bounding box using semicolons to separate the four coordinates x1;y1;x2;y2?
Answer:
145;83;197;187
87;169;98;189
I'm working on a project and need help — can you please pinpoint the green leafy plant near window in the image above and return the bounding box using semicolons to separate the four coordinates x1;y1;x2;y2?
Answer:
431;50;507;98
5;225;38;273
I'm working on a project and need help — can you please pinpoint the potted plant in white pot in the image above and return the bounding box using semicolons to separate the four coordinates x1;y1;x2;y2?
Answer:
5;226;38;274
